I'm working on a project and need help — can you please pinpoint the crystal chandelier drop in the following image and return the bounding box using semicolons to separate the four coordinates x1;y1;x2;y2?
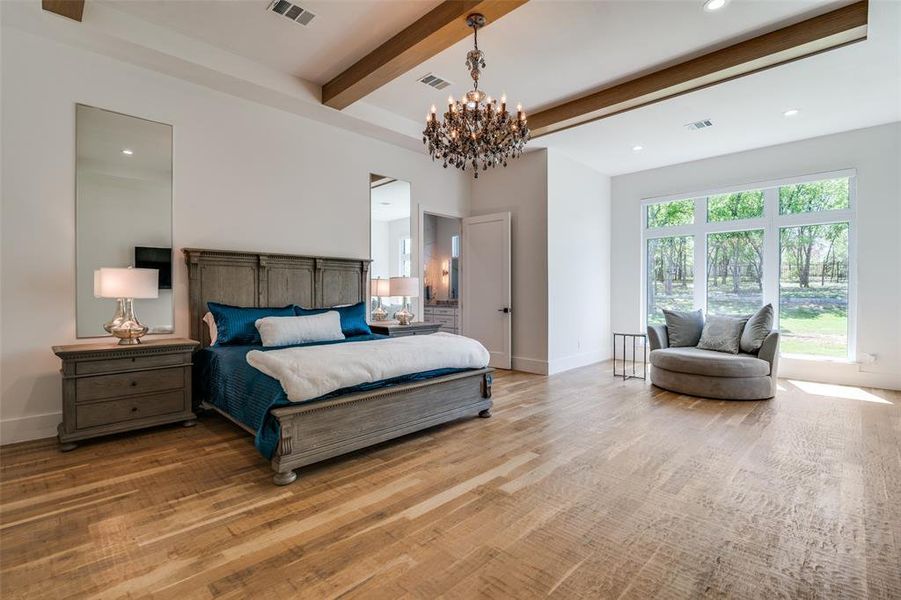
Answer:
422;13;529;178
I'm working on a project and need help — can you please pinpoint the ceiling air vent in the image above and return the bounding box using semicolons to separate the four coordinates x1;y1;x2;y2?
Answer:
268;0;316;25
418;73;452;91
684;119;714;131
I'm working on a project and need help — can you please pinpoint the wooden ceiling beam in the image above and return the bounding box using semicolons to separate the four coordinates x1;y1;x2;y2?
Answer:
529;0;869;138
322;0;528;110
42;0;85;22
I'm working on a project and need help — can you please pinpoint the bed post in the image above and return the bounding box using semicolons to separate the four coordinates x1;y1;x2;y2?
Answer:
273;421;298;485
479;372;493;417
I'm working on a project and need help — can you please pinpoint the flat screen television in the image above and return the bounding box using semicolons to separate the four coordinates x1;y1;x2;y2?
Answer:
134;246;172;290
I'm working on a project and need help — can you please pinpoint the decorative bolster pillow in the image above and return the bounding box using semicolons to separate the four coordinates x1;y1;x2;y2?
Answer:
295;301;372;337
255;312;345;347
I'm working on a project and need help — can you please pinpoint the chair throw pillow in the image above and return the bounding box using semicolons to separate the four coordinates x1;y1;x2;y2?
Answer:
697;315;749;354
740;303;774;353
662;308;705;347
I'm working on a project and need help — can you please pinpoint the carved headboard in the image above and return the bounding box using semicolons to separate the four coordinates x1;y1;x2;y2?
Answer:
183;248;371;348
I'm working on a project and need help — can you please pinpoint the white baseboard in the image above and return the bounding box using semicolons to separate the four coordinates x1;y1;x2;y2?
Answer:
548;349;610;375
1;412;61;445
511;356;549;375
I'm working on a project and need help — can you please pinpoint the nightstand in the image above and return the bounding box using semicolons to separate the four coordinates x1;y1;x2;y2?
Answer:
369;321;442;337
53;338;199;451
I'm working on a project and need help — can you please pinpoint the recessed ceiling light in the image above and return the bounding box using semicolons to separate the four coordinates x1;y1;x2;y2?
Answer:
632;145;644;152
122;149;134;155
783;108;800;117
703;0;728;11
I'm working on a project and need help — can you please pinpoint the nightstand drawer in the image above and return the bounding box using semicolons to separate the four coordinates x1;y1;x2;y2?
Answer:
76;353;186;375
76;367;185;402
76;390;186;429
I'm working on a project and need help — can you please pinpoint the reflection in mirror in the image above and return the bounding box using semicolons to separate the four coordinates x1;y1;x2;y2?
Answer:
76;105;174;337
422;213;462;334
370;174;411;321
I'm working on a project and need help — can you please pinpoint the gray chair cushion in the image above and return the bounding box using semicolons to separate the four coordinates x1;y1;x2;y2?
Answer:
649;347;770;378
741;303;774;353
697;315;748;354
662;308;704;347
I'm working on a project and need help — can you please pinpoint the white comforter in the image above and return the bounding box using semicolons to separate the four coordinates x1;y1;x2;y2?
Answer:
246;332;490;403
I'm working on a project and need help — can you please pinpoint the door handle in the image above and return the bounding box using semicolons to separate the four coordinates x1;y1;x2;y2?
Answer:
498;307;511;314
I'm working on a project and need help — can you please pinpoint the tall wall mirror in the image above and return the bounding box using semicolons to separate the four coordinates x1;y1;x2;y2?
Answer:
422;212;462;334
75;104;174;338
370;174;411;321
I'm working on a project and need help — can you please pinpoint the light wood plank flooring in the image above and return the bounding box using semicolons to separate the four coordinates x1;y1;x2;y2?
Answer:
1;365;899;599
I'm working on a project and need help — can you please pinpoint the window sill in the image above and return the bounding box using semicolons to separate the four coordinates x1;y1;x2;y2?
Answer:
780;353;856;365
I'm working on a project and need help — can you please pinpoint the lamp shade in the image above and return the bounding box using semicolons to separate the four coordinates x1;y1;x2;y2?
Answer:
371;278;391;297
93;270;102;298
389;276;419;298
99;267;159;299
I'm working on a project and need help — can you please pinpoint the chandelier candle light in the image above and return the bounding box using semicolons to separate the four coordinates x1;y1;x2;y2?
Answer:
423;13;529;178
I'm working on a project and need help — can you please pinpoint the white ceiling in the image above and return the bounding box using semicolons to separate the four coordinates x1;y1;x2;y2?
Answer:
537;0;901;175
100;0;441;84
371;180;411;222
39;0;901;177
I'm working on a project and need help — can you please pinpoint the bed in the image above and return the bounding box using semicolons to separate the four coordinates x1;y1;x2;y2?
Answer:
184;248;493;485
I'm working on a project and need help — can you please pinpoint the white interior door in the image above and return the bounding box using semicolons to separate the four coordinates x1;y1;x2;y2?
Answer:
462;212;512;369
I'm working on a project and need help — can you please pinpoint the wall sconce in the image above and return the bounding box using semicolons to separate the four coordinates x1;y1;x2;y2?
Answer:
441;261;449;280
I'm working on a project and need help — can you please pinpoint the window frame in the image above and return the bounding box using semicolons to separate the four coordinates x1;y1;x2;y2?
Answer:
640;169;857;361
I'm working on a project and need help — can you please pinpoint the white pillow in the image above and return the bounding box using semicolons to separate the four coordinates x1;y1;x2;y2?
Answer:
255;312;345;347
203;311;218;346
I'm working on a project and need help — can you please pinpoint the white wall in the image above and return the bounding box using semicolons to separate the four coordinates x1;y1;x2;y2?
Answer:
470;150;549;374
0;27;470;443
611;123;901;390
547;151;612;374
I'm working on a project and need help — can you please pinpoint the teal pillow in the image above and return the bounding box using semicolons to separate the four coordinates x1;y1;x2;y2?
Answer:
207;302;295;345
295;302;371;337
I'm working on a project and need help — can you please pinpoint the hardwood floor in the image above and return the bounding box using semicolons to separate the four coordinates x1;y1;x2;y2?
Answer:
1;365;899;599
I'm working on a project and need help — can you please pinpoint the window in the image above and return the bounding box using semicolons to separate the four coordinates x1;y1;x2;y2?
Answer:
642;172;854;359
706;230;763;316
707;190;764;222
399;237;411;277
779;223;849;357
779;178;849;215
647;236;694;324
647;198;694;228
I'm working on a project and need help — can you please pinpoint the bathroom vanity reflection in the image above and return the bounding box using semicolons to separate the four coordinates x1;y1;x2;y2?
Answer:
422;213;461;334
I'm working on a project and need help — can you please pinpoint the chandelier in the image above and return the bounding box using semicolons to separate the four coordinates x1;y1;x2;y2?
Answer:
422;13;529;178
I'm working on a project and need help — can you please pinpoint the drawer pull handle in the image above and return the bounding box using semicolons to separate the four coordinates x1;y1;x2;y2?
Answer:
131;407;138;412
130;381;137;387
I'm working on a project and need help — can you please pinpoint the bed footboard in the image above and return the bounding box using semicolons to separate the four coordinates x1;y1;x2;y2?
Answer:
269;368;493;485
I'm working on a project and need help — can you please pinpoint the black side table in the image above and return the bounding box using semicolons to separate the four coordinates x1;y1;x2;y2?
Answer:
613;332;647;380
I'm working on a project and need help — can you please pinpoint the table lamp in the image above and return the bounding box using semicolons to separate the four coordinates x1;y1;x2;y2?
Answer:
98;267;159;344
390;276;419;326
371;277;391;321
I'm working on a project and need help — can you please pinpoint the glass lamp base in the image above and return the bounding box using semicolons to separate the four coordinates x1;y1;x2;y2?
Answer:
109;298;149;345
372;303;389;321
395;306;415;326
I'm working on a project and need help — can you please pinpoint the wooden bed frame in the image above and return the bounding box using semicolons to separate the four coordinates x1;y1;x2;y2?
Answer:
184;248;493;485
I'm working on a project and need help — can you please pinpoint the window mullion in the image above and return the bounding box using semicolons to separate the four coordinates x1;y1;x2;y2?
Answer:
763;188;780;324
694;198;707;313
